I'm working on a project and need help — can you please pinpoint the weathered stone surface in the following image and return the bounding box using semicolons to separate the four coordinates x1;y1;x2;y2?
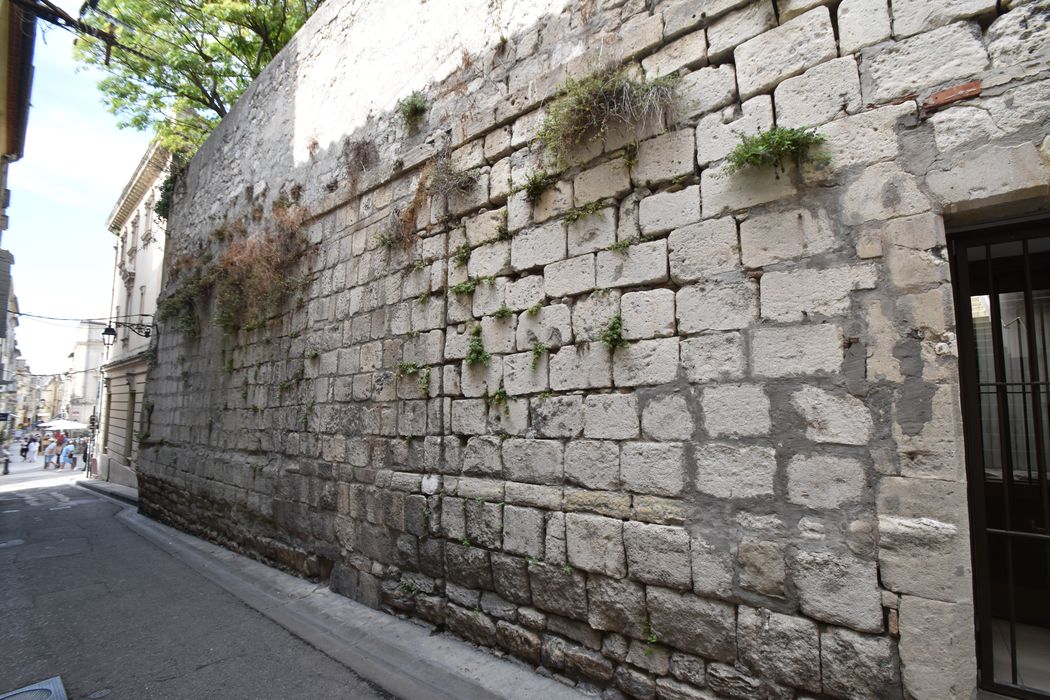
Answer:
737;607;820;692
837;0;891;54
562;641;615;682
926;142;1049;215
639;187;701;235
491;552;531;605
792;550;883;632
840;162;930;226
445;542;492;589
762;264;877;321
571;289;620;343
621;442;686;497
622;289;676;340
544;254;595;298
641;27;708;78
496;620;541;664
511;220;566;272
641;394;695;441
565;439;620;490
615;665;657;699
695;96;773;168
701;161;797;216
739;208;835;269
814;102;914;172
597;240;669;289
898;596;975;700
676;64;737;119
503;504;546;558
614;337;680;387
751;324;842;377
986;1;1050;68
862;22;989;104
466;499;503;548
584;393;639;439
574;160;631;206
648;587;736;661
502;439;564;485
625;521;692;589
669;652;706;686
791;386;874;445
516;303;573;350
892;0;996;39
627;639;671;675
706;663;763;699
503;351;548;396
447;604;497;646
737;539;786;597
701;384;770;437
735;8;838;99
633;129;696;187
787;454;866;509
676;281;758;333
565;512;626;577
820;627;901;700
680;332;746;383
707;0;776;61
567;207;616;257
549;344;612;390
587;574;647;638
532;394;582;438
775;57;862;129
667;218;738;284
695;443;776;499
690;535;734;600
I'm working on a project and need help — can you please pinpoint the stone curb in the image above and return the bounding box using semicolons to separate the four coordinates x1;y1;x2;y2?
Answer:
79;485;583;700
78;479;139;507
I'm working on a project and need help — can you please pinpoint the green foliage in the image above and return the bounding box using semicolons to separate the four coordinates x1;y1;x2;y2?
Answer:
492;303;513;319
726;126;827;173
398;91;428;131
154;166;179;220
452;243;471;268
375;231;396;248
489;383;509;414
622;141;639;169
536;66;677;167
531;340;549;369
249;462;265;475
418;366;432;394
396;361;420;377
565;200;603;223
520;170;558;203
450;277;480;295
465;325;491;366
608;239;632;253
75;0;322;156
599;314;626;350
156;266;211;338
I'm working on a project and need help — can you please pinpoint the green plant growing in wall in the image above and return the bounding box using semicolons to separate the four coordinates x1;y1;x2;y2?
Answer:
452;243;471;267
608;239;632;253
527;302;543;316
531;340;549;369
520;170;558;203
565;200;603;223
397;361;420;378
599;314;626;350
726;126;827;173
492;303;513;319
450;277;480;295
465;325;491;366
398;90;428;131
489;383;510;414
535;65;677;168
418;366;432;394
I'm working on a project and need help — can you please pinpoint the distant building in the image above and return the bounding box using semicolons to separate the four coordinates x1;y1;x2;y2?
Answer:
61;322;104;423
98;142;169;487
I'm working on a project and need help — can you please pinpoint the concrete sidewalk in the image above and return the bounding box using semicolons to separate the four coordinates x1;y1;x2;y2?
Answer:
79;482;584;700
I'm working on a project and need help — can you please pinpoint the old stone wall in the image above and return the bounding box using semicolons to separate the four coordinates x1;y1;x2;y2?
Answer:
139;0;1050;698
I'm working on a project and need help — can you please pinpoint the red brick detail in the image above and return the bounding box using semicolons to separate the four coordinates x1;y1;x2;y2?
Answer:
923;80;982;111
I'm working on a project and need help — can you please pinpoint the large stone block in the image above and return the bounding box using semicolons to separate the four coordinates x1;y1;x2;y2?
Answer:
502;351;548;396
676;64;738;120
621;442;686;497
792;550;883;632
986;2;1050;69
701;384;771;437
862;22;989;104
838;0;891;55
676;281;758;333
751;324;842;377
762;264;877;322
739;208;835;269
791;386;874;445
706;0;776;62
624;521;692;589
444;542;492;589
680;332;746;383
584;393;640;439
814;102;914;172
574;160;631;206
695;96;773;168
926;142;1049;215
738;538;786;597
549;344;613;390
621;288;676;340
690;535;734;600
735;7;838;99
565;513;626;577
694;443;776;499
567;207;616;258
544;254;595;298
701;161;797;217
511;220;566;271
503;504;546;558
531;394;583;438
668;217;739;284
787;454;867;509
528;562;588;621
515;303;573;350
891;0;996;39
737;607;820;692
613;337;680;387
641;27;708;78
638;186;701;235
596;240;669;289
565;440;620;490
647;587;736;661
641;393;696;441
898;596;975;700
501;438;564;485
840;162;930;226
820;627;901;700
632;129;696;187
775;57;863;129
572;289;620;343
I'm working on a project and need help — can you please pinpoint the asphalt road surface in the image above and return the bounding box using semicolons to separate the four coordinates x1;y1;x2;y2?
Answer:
0;478;394;700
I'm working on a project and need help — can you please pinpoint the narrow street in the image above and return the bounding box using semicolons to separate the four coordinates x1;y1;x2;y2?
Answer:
0;471;394;700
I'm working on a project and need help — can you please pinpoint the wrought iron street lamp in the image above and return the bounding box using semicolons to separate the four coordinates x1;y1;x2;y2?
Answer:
100;321;152;347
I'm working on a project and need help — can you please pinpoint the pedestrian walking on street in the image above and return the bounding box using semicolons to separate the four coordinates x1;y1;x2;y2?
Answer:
25;436;38;462
43;440;56;469
59;442;75;470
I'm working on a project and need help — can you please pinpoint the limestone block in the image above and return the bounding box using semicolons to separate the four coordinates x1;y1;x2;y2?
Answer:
497;621;541;663
886;246;948;290
642;393;696;441
528;563;587;620
668;217;739;284
503;351;548;396
926;142;1049;215
609;12;665;63
584;393;640;439
572;289;621;342
515;303;573;350
622;289;676;340
531;395;583;438
442;496;466;539
707;1;776;62
511;220;566;271
737;607;820;692
739;208;835;268
544;254;596;298
840;162;930;225
445;542;493;589
564;489;631;520
929;107;1003;153
702;384;771;437
638;186;701;235
461;355;503;398
694;443;776;498
467;240;511;278
621;442;686;497
787;454;866;509
480;315;516;354
489;158;512;204
862;23;989;104
986;2;1050;69
466;500;504;548
751;324;842;377
676;64;738;120
814;102;914;172
587;575;647;638
464;436;502;477
701;161;797;217
641;28;708;78
738;539;786;597
680;332;746;383
632;130;696;187
792;550;883;632
791;386;874;444
451;399;488;435
690;536;734;599
898;596;976;700
624;522;692;589
893;383;965;481
761;264;878;321
662;0;752;35
596;240;669;288
574;160;631;206
775;57;863;129
567;207;617;256
466;208;509;246
565;439;620;490
820;627;901;700
449;170;490;218
676;280;758;333
735;8;838;99
838;0;891;54
550;344;613;390
505;275;545;311
891;0;996;39
695;96;774;168
484;126;513;161
505;482;561;510
565;513;627;577
489;397;529;437
647;587;736;661
626;640;671;675
502;438;564;485
613;337;680;387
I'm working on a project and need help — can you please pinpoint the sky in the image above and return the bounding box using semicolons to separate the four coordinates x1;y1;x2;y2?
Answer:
6;16;152;375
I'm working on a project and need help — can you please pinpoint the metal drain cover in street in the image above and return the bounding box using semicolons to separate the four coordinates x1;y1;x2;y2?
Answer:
0;677;67;700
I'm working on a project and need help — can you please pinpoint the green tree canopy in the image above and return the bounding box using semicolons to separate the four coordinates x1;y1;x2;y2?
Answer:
75;0;322;155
